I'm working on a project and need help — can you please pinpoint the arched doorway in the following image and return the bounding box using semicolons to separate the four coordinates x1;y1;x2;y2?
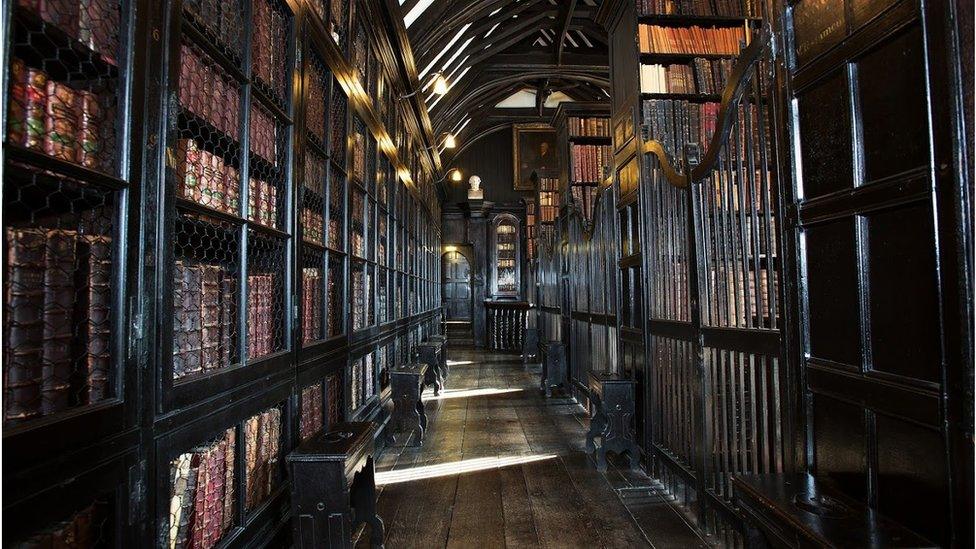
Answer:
442;251;472;320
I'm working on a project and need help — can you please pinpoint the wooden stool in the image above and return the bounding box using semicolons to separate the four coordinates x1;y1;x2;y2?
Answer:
522;328;539;367
286;422;385;548
389;363;429;446
427;335;449;380
586;372;640;472
415;341;445;394
540;341;567;397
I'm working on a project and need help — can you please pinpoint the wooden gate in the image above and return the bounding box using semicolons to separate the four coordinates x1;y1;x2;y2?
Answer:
638;28;786;534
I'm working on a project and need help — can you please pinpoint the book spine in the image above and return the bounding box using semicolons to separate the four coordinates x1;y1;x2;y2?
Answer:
200;265;221;372
7;59;48;151
222;428;236;533
76;90;103;169
44;81;79;163
4;228;47;422
77;234;112;403
40;229;76;416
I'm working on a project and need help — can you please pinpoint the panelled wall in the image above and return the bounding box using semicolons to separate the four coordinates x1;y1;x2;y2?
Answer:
2;0;443;546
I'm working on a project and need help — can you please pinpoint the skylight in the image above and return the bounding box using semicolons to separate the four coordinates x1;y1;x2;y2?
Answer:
419;23;472;77
403;0;436;28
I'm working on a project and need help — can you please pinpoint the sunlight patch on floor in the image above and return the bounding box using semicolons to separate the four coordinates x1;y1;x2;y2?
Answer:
446;359;475;366
424;387;522;400
376;454;558;485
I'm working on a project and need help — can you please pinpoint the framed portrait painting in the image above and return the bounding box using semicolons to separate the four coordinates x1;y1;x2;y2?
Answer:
513;124;557;191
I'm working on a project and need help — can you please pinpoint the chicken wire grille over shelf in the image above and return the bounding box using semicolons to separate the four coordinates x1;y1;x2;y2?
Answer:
4;165;117;425
167;427;237;549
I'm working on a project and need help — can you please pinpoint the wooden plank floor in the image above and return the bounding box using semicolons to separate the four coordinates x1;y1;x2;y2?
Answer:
357;348;710;549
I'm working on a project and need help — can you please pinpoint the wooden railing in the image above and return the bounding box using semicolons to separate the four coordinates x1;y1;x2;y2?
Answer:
484;300;530;351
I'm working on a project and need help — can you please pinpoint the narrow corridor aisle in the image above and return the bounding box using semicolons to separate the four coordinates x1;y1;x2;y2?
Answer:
357;348;709;549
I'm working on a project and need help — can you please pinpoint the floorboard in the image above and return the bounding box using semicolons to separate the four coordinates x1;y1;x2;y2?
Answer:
355;347;708;548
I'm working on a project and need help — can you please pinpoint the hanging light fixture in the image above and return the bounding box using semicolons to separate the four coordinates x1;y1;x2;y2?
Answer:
442;132;457;149
399;72;450;99
450;168;463;182
432;72;450;95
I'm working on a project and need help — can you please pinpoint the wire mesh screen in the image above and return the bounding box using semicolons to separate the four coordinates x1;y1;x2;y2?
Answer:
326;254;343;337
244;404;282;512
4;0;129;426
327;165;344;251
173;215;240;382
351;187;364;258
351;260;370;331
4;178;116;423
302;151;326;246
167;427;237;549
301;259;324;345
8;0;124;176
377;268;388;325
15;498;112;547
247;102;285;230
182;0;245;63
329;84;346;161
299;382;324;441
326;371;342;426
247;231;285;359
327;0;348;53
305;52;329;150
250;0;289;107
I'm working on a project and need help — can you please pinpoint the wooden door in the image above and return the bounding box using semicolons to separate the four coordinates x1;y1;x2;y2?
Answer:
442;251;471;320
784;0;972;544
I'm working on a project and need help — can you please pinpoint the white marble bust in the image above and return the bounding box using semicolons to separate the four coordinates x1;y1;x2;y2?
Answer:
468;175;484;199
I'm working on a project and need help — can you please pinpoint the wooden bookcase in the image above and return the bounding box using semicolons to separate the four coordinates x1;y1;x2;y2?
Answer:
2;0;442;545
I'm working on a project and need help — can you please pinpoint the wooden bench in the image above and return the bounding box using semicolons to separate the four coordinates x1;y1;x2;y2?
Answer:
286;422;384;548
732;473;935;548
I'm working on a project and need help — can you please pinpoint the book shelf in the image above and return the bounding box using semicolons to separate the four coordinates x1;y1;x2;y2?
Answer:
3;0;444;545
552;102;613;228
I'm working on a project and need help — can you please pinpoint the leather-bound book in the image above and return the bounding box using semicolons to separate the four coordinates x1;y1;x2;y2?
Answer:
244;414;260;509
169;452;193;549
7;58;47;151
76;90;103;170
178;264;203;378
202;441;220;548
175;139;202;202
200;265;222;372
221;428;236;532
173;261;188;378
79;0;119;65
41;229;76;416
44;81;79;163
191;446;211;549
5;228;46;422
77;234;112;403
176;452;201;549
218;271;234;370
265;408;281;495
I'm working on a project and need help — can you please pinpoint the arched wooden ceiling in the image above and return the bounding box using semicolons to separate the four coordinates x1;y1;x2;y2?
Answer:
396;0;609;167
